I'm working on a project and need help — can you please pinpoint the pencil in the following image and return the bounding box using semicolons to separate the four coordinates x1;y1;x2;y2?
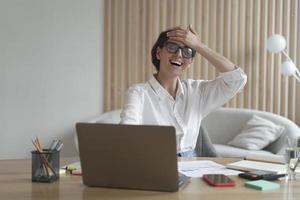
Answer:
32;139;57;176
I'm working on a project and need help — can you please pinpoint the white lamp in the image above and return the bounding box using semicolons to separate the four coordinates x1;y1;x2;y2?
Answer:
266;34;300;82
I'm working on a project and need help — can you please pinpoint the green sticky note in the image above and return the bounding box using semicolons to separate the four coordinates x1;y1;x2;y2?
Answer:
245;180;280;191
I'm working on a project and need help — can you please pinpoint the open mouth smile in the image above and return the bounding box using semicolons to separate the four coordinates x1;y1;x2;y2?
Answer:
169;59;183;67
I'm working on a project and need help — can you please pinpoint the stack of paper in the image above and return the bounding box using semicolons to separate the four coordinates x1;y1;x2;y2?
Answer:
178;160;241;177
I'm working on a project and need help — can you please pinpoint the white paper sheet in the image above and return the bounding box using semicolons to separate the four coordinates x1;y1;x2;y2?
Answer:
178;160;241;177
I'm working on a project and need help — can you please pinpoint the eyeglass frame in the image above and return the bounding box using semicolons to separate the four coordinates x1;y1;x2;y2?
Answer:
163;41;196;59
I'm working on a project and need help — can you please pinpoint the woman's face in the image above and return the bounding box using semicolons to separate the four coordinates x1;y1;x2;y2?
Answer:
156;40;193;77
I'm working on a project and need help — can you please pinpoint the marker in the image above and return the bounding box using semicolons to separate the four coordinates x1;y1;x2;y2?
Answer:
56;142;64;151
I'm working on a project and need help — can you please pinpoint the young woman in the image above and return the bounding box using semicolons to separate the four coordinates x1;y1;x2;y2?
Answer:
120;26;247;157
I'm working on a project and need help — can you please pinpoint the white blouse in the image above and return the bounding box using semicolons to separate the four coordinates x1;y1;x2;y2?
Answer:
120;68;247;152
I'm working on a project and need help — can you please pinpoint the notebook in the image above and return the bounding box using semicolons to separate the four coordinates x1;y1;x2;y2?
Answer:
76;123;190;192
226;160;286;174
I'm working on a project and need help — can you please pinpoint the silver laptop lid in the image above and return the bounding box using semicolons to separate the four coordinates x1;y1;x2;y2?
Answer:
76;123;179;192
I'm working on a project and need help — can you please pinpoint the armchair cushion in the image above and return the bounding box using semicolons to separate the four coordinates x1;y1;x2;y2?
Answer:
227;115;284;150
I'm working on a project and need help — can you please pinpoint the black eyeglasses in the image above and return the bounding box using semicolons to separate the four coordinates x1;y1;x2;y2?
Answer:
164;42;195;59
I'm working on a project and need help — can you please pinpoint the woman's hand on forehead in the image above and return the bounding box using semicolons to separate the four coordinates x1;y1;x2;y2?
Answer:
167;25;201;51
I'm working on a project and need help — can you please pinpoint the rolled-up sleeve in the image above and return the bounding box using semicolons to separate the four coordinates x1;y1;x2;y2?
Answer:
120;86;144;124
219;67;247;92
199;67;247;117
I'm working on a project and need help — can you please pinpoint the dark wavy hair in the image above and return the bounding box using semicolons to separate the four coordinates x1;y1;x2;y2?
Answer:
151;30;170;71
151;28;196;71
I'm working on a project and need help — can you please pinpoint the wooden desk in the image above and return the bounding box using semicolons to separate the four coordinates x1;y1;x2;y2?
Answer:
0;157;298;200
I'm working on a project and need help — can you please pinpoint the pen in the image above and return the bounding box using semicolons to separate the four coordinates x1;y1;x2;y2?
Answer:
49;139;63;151
49;140;59;150
56;142;64;151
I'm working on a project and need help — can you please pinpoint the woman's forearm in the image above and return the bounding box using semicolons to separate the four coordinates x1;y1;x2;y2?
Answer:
195;44;235;73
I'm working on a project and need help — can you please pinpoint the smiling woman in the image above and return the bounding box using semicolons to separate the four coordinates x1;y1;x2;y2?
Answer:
120;26;247;157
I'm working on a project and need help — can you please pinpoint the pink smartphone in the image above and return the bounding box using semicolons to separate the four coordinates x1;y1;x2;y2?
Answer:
202;174;236;187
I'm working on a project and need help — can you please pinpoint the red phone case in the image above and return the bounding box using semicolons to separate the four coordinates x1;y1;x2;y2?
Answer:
203;174;236;187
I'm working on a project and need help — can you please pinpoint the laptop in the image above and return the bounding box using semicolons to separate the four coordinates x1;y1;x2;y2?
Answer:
76;123;190;192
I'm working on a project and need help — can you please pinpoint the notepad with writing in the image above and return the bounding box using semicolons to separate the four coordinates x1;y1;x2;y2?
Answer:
245;180;280;191
226;160;286;173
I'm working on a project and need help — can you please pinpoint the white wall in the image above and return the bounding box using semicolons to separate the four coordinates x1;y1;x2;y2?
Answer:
0;0;104;159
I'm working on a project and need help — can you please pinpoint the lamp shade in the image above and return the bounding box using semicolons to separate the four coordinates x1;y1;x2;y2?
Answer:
266;34;286;53
281;61;296;76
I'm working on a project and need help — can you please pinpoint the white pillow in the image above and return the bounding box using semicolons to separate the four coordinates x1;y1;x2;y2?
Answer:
228;115;284;150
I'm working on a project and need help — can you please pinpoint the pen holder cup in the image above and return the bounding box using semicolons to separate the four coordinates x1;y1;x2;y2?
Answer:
285;147;300;181
31;149;60;182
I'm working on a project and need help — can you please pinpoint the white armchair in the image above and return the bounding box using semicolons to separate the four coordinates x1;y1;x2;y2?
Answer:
82;107;300;158
202;108;300;157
